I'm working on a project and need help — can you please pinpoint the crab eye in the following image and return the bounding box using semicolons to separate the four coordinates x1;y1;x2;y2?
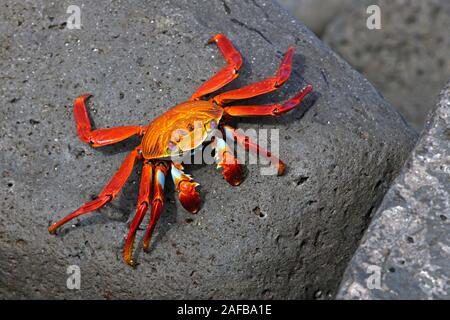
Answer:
168;141;177;152
209;120;217;129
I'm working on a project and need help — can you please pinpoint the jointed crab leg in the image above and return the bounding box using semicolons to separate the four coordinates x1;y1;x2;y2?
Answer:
143;162;169;251
213;137;244;186
212;47;295;105
171;163;201;214
74;94;146;147
48;148;141;234
223;85;313;117
223;125;286;176
190;34;243;100
123;160;153;266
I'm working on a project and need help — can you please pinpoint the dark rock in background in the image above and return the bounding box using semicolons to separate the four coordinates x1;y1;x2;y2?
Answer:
0;0;415;299
322;0;450;130
278;0;450;131
276;0;353;37
337;80;450;299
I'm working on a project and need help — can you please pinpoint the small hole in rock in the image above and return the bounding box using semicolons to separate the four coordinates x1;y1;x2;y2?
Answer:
16;239;27;246
261;288;272;299
253;206;266;218
295;176;309;186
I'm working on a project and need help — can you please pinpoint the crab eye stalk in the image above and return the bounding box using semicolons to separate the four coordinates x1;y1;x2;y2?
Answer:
168;141;178;152
194;121;203;129
209;119;217;129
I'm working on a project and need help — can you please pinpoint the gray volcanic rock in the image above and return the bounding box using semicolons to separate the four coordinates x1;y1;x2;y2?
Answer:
337;80;450;300
0;0;415;299
323;0;450;130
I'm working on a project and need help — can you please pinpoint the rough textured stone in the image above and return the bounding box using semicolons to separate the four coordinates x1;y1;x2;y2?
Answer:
337;80;450;300
323;0;450;130
276;0;353;37
0;0;415;299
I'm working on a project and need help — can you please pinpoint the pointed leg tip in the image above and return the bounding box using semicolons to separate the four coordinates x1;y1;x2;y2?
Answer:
208;34;223;44
143;227;157;253
125;259;132;266
283;47;295;61
48;225;57;234
304;84;314;93
77;93;93;101
123;236;138;267
123;253;137;267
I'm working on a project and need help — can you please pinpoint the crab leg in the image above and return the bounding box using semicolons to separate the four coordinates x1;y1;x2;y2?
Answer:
74;94;146;147
190;34;243;100
171;163;201;214
213;137;244;186
123;160;153;266
223;85;313;117
212;47;295;105
143;162;169;252
223;125;286;176
48;148;141;234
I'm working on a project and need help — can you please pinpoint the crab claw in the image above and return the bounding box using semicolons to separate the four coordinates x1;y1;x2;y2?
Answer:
214;137;244;186
171;163;201;214
178;180;201;213
220;157;244;186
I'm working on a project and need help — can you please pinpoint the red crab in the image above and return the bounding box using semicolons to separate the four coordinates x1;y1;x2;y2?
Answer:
48;34;313;266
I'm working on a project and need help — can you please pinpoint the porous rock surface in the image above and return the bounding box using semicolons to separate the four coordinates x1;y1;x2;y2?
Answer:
323;0;450;130
0;0;415;299
338;80;450;299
